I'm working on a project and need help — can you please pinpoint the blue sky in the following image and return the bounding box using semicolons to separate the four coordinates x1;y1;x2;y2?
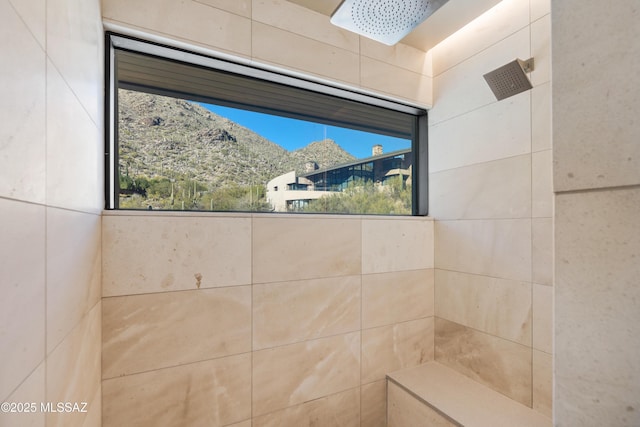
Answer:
200;103;410;159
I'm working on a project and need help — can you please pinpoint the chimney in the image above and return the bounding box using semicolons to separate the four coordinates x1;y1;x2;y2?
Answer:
372;144;383;156
305;161;318;172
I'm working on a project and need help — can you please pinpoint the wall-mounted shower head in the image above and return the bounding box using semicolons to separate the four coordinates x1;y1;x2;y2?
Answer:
331;0;449;46
483;58;534;101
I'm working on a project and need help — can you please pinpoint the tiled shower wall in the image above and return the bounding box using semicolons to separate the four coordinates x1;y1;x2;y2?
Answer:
0;0;103;426
553;0;640;424
101;213;434;426
428;0;553;416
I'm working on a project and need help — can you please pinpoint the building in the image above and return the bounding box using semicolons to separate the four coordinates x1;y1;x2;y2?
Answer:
266;147;411;212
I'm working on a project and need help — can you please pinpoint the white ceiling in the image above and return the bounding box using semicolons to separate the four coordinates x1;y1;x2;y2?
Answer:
287;0;502;52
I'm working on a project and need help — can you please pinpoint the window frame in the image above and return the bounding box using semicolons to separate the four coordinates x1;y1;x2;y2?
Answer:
105;32;429;215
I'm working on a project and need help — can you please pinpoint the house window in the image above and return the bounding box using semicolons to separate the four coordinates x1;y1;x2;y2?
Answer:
106;33;428;215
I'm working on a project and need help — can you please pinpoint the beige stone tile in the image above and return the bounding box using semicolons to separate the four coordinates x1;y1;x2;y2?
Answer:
388;362;551;427
361;380;386;427
103;286;250;378
102;0;251;57
252;333;360;416
47;0;102;125
252;0;358;52
435;270;531;345
553;2;640;192
435;318;532;406
0;199;45;402
81;386;101;427
0;362;45;427
46;61;102;213
253;276;360;350
532;218;553;286
8;0;45;48
533;283;552;353
434;219;532;282
46;208;101;353
361;38;430;75
430;27;530;124
530;0;550;22
361;318;434;384
429;154;531;219
533;350;552;418
252;388;360;427
387;381;457;427
555;187;640;424
531;82;551;153
360;56;432;106
46;303;101;427
252;216;361;284
227;421;251;427
530;14;550;87
362;269;434;329
252;22;359;85
195;0;251;18
0;0;45;204
362;218;433;274
102;215;252;296
429;91;531;173
103;353;251;427
431;0;530;76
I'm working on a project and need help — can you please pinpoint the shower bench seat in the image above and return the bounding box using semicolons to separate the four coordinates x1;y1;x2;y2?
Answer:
386;362;551;427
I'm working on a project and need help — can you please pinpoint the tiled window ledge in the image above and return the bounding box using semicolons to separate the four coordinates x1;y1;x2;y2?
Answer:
387;362;551;427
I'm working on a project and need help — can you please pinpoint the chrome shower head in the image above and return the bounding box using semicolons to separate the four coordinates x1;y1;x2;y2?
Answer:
331;0;449;46
483;58;534;101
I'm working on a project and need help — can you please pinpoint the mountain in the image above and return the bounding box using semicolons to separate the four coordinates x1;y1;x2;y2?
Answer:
117;89;355;189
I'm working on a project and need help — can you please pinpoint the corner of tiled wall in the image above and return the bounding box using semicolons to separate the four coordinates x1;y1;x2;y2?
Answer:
0;0;104;426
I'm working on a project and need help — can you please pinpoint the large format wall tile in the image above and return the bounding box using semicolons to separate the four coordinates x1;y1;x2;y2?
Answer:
431;0;529;76
102;215;252;296
362;269;434;329
8;0;45;48
252;333;360;416
0;361;45;427
435;270;531;345
435;318;532;406
0;199;45;402
194;0;251;18
533;350;552;418
530;0;550;22
530;14;551;87
253;276;360;350
361;380;386;427
46;303;101;427
252;0;358;53
532;150;553;218
46;62;102;213
103;353;251;427
47;0;102;124
429;92;531;173
253;216;361;283
361;318;434;384
102;286;251;378
360;56;432;106
553;1;640;192
555;188;640;425
531;82;551;153
46;208;101;353
102;0;251;57
252;22;359;85
362;218;433;274
252;388;360;427
361;37;430;75
429;154;531;219
435;219;532;282
0;0;46;204
533;284;552;354
430;27;530;124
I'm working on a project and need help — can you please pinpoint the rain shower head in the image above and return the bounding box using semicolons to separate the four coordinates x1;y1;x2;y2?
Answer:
330;0;450;46
483;58;534;101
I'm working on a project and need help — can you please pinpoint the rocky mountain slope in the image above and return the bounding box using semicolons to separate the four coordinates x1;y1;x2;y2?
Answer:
118;89;355;189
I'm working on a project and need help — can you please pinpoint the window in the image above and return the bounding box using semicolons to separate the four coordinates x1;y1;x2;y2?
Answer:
106;33;428;215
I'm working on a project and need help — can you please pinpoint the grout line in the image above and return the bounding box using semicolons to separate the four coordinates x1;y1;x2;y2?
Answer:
555;183;640;195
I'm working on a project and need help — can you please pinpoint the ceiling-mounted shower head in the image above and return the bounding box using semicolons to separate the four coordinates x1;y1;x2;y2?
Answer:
483;58;534;101
331;0;450;46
